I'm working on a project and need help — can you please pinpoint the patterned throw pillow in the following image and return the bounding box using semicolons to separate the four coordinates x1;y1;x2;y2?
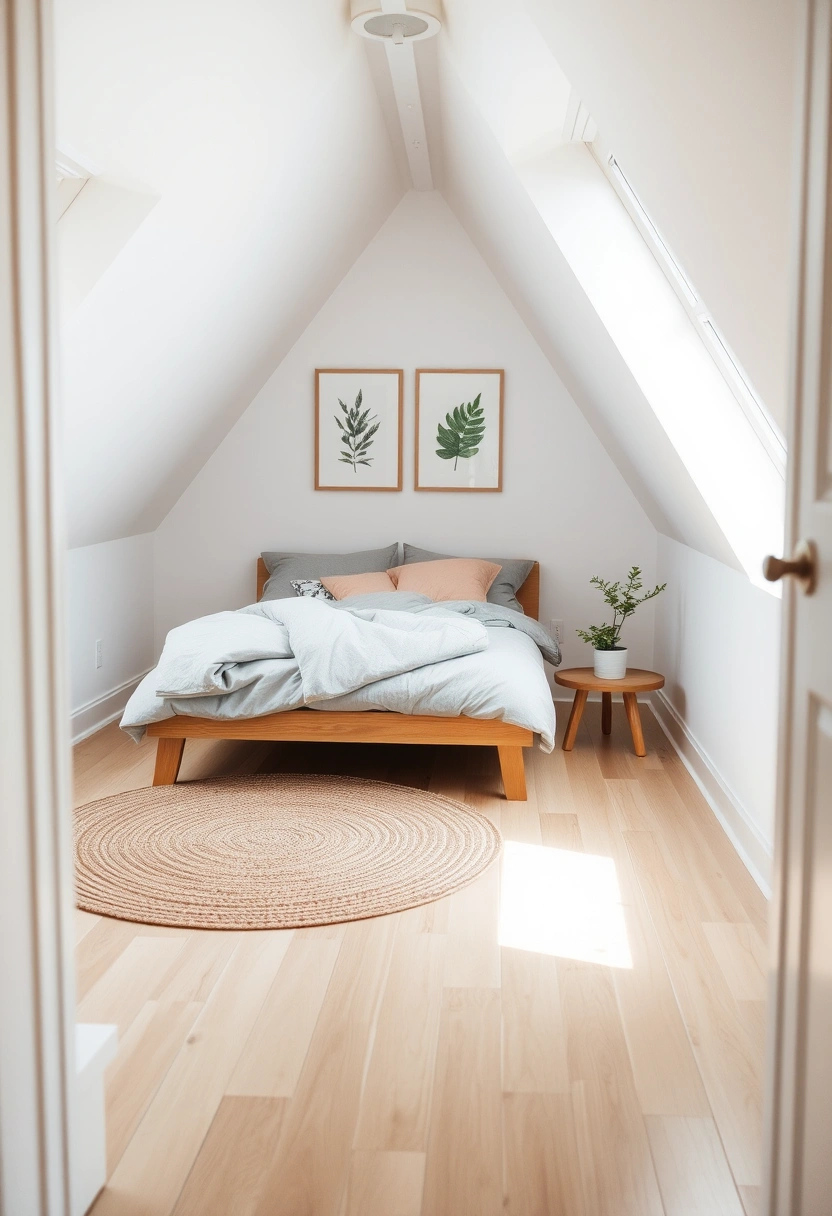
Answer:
290;578;335;601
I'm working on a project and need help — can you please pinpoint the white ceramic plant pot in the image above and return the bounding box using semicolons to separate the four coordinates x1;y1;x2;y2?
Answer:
594;647;628;679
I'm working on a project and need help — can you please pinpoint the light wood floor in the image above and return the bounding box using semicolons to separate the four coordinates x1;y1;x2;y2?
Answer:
74;701;768;1216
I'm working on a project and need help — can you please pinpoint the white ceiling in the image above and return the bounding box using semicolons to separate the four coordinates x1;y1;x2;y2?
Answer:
55;0;797;566
438;48;737;566
56;0;403;545
523;0;797;431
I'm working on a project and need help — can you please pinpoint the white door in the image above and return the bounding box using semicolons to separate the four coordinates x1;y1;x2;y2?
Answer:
764;1;832;1211
0;1;78;1213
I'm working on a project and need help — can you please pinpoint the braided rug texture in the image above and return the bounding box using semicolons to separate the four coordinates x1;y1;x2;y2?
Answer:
74;773;502;930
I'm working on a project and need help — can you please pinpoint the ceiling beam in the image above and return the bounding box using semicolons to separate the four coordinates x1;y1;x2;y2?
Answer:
385;38;433;190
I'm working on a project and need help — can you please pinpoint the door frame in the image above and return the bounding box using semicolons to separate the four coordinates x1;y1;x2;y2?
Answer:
763;0;832;1211
0;0;77;1211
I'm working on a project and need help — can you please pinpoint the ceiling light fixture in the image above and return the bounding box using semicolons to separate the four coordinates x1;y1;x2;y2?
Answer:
350;1;442;42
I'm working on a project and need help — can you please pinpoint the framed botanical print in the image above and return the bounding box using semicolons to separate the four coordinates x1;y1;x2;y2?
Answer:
415;369;504;491
315;369;403;490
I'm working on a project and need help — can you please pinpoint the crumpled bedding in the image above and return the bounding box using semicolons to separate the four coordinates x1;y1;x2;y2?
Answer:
121;592;560;751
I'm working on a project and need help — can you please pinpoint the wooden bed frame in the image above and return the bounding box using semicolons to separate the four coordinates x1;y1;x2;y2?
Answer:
147;559;541;800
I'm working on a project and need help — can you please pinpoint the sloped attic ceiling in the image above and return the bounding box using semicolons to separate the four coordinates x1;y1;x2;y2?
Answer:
435;0;787;578
437;41;735;566
56;0;404;547
523;0;796;432
56;0;791;574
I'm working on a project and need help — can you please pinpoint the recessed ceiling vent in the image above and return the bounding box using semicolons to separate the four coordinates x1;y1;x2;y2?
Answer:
350;1;442;43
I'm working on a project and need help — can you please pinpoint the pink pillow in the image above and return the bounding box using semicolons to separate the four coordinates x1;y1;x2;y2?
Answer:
319;570;396;599
387;558;501;602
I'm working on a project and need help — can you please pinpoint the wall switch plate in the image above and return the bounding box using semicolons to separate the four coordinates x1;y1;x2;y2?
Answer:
95;639;103;669
550;619;564;646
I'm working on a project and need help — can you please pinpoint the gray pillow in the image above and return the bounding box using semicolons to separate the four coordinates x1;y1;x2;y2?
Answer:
260;544;399;601
402;543;534;614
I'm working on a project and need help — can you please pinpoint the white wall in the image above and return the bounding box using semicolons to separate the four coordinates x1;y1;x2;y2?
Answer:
653;534;781;882
154;191;659;674
524;0;798;432
65;534;155;738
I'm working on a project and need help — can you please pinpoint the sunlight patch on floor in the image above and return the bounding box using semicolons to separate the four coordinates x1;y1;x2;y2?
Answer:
498;841;633;968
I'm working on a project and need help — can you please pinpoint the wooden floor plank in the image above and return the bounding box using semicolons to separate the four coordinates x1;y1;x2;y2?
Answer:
571;1077;663;1216
443;862;501;989
78;936;189;1036
660;748;769;940
561;763;714;1118
75;909;101;944
152;931;240;1004
104;999;203;1174
527;741;578;816
606;777;662;833
421;988;503;1216
586;705;643;779
626;830;764;1186
91;931;293;1216
226;934;342;1099
702;922;768;1003
343;1151;425;1216
640;771;754;925
538;811;583;852
614;887;711;1117
396;894;450;935
501;946;569;1094
249;915;398;1216
172;1096;289;1216
354;932;446;1151
562;961;664;1216
503;1092;586;1216
645;1115;745;1215
77;917;183;1001
500;804;543;845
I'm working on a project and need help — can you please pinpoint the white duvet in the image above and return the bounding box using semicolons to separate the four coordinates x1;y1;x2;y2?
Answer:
121;593;558;752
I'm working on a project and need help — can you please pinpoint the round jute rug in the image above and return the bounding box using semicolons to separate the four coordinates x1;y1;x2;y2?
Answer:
73;773;502;930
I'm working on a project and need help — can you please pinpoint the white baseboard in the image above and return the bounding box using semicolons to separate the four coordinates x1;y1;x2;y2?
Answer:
650;690;772;897
71;670;151;744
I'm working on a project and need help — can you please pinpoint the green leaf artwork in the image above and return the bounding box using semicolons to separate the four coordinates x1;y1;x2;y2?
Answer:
435;393;485;470
335;389;380;472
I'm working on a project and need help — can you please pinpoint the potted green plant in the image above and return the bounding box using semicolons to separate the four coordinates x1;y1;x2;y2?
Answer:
576;567;666;679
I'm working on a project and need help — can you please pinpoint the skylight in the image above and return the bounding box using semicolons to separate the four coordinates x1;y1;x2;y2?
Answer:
516;142;785;587
599;148;787;474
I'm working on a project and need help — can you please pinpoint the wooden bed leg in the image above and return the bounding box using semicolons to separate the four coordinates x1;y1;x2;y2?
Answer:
497;746;527;801
152;738;185;786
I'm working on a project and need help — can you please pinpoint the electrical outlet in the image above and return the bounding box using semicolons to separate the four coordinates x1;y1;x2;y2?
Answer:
95;638;103;669
549;619;564;646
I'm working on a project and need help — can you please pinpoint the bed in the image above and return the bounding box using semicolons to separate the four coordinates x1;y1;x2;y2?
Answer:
145;558;543;800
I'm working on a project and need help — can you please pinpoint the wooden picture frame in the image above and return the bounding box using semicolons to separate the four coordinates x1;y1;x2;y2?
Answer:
415;368;504;492
315;368;403;491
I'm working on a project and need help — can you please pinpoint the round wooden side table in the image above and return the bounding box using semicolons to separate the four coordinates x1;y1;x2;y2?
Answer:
554;667;665;757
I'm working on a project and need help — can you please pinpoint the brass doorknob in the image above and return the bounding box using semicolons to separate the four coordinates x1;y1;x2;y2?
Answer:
763;538;817;595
